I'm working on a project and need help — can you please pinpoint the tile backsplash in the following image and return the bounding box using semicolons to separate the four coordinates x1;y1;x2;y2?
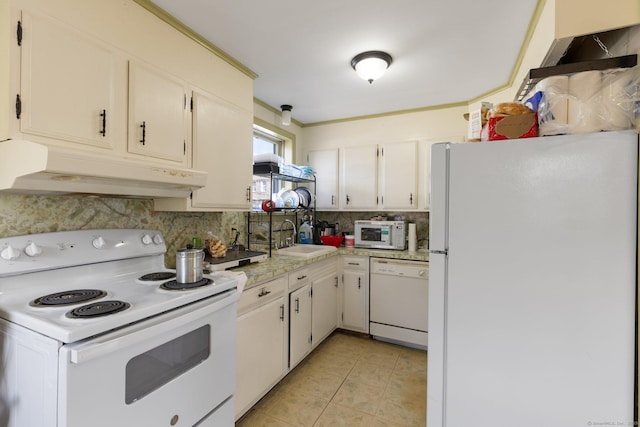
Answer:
0;194;246;267
314;211;429;249
0;194;429;268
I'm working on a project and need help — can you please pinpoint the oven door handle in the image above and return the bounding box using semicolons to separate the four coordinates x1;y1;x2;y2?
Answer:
66;289;237;365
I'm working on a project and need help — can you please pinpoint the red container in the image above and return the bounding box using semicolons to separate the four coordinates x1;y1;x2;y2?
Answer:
320;235;344;248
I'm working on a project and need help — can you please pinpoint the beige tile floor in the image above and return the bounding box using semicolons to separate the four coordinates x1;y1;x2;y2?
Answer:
236;331;427;427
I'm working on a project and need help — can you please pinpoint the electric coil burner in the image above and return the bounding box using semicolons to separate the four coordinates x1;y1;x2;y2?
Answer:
161;278;213;290
30;289;107;307
65;300;131;318
138;271;176;281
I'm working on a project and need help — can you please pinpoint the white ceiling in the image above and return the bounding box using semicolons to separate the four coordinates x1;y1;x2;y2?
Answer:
149;0;539;125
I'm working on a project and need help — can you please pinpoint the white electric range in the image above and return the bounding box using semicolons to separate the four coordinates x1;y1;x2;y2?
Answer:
0;228;245;427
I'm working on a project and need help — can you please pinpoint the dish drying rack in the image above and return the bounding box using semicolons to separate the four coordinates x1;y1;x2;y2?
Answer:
248;168;316;257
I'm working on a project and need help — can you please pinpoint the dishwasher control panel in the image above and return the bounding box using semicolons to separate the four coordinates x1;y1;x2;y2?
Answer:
370;258;428;278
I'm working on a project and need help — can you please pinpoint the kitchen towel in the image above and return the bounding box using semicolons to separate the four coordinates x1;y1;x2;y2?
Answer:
408;223;417;252
568;70;603;134
535;75;569;136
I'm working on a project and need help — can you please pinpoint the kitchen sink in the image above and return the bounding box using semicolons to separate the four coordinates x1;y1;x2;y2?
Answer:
276;244;337;258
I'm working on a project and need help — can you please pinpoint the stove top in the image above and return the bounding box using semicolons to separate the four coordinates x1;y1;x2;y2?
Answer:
0;229;245;343
205;248;267;271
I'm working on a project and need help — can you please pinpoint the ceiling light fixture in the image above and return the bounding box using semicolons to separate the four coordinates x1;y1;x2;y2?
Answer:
280;104;292;126
351;51;393;84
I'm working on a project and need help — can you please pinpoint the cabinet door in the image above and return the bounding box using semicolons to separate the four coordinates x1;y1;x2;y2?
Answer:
128;61;187;164
340;145;378;210
311;272;338;348
236;296;286;418
342;270;369;333
191;91;252;209
308;149;338;210
19;11;119;149
289;284;312;369
379;141;418;210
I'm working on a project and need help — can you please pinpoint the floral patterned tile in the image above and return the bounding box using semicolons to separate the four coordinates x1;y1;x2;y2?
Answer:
313;402;375;427
278;368;344;400
235;331;427;427
235;409;295;427
347;360;394;389
262;390;329;427
331;378;386;415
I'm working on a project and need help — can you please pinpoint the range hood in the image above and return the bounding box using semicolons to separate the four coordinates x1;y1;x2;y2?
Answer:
0;140;207;198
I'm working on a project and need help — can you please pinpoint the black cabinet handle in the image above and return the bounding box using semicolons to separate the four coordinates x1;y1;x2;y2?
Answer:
295;297;300;313
140;121;146;145
280;304;285;321
410;193;413;204
258;288;271;298
100;110;106;137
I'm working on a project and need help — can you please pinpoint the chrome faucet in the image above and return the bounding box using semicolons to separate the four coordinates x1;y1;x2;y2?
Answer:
279;219;297;247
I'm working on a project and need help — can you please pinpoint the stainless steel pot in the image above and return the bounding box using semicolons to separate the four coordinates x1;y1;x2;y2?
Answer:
176;247;205;284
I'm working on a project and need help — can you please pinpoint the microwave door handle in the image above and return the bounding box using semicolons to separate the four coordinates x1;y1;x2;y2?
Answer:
66;290;237;364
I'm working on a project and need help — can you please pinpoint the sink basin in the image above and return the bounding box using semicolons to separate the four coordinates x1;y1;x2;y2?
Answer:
277;244;337;258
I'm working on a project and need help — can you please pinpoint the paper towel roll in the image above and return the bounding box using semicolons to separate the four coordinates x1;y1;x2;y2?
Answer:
535;75;569;136
408;223;417;252
568;70;603;134
601;68;633;131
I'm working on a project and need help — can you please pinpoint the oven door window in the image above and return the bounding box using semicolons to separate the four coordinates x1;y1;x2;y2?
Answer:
125;325;210;404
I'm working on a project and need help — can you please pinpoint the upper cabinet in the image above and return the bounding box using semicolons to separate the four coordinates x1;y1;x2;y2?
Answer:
2;1;254;203
189;90;252;210
340;145;378;210
154;90;253;211
15;11;126;151
378;141;418;210
128;61;188;165
308;148;339;210
337;141;421;211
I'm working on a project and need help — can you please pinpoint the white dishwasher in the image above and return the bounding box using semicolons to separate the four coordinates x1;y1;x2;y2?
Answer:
369;257;428;349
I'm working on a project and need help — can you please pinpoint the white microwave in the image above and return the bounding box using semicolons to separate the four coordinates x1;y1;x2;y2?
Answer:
354;220;406;250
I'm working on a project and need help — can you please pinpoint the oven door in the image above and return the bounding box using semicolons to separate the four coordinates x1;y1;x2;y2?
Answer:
58;290;238;427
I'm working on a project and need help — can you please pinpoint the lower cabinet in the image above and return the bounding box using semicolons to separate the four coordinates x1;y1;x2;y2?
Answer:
289;282;312;369
236;277;287;420
340;256;370;333
311;258;339;349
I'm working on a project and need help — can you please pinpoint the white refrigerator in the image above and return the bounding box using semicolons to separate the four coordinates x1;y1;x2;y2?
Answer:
427;130;637;426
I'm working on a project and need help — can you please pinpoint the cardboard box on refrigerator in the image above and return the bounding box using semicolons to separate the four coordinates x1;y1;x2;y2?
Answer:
487;113;538;141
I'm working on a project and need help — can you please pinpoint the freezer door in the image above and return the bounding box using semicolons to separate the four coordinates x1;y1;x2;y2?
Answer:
443;131;637;426
429;143;449;252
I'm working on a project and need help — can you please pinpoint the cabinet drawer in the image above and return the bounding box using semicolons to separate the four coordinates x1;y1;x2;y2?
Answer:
342;256;368;270
288;268;310;291
238;276;286;315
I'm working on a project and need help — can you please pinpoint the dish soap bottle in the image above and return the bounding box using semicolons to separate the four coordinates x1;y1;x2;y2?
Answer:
299;221;313;244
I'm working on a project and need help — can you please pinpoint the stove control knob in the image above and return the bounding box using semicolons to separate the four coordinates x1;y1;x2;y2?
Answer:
1;245;20;261
141;234;153;245
92;236;107;249
153;234;164;245
24;242;43;257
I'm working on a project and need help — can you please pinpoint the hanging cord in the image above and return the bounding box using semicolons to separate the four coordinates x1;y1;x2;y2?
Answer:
593;35;612;57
